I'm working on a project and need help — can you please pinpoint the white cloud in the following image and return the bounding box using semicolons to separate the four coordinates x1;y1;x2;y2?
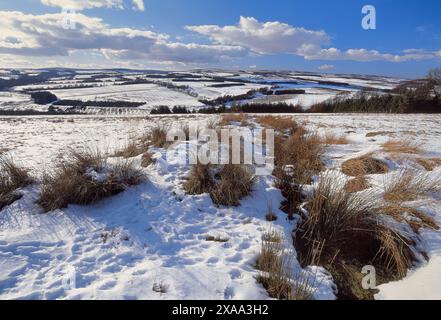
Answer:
40;0;145;11
40;0;124;10
188;17;441;63
132;0;145;11
0;11;245;64
302;47;438;62
186;16;329;55
318;64;334;71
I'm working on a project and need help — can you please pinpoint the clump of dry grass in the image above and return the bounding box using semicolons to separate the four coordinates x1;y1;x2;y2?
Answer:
366;131;393;138
383;168;441;203
38;149;144;212
416;158;441;171
220;113;249;127
382;140;421;155
148;125;170;148
210;164;254;206
341;154;389;177
114;140;145;159
183;163;214;195
274;130;324;185
0;156;32;210
265;201;277;221
256;230;316;300
323;133;349;145
295;174;416;299
344;175;370;193
257;116;301;134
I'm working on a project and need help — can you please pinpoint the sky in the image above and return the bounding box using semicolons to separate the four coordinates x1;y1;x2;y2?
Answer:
0;0;440;78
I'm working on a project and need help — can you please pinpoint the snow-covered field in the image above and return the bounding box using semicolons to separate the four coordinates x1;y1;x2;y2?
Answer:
1;113;441;300
0;69;404;114
49;83;206;109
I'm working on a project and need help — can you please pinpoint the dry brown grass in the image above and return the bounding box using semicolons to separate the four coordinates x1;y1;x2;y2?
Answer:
114;140;145;159
366;131;393;138
183;163;214;195
344;176;370;193
323;133;349;145
416;158;441;171
257;116;301;134
380;205;439;233
219;113;249;127
274;130;324;185
0;156;32;210
341;154;389;177
210;164;254;206
148;125;170;148
295;174;416;299
256;230;316;300
383;169;441;203
265;201;278;221
39;149;144;212
381;140;421;155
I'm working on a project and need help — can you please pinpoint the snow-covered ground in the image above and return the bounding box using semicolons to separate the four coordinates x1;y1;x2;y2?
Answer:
0;69;403;114
1;113;441;300
48;83;205;109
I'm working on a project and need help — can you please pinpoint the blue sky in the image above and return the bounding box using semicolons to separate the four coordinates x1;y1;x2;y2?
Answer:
0;0;440;77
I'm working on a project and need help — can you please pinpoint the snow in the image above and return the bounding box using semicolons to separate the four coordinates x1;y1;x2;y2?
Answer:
1;113;441;300
376;257;441;300
0;71;440;301
48;83;205;109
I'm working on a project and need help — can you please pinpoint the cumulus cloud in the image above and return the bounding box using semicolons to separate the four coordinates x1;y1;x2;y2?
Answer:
186;16;329;55
0;11;245;64
40;0;145;11
188;16;440;63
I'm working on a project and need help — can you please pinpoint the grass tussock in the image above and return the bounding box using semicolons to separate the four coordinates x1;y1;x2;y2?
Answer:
210;164;254;206
366;131;393;138
383;168;441;203
148;125;170;148
256;230;316;300
323;133;349;145
114;140;146;159
0;156;32;210
257;116;301;134
39;149;144;212
220;113;249;127
183;163;214;195
272;127;323;219
341;154;389;177
274;130;324;185
295;174;416;299
344;176;370;193
416;158;441;171
381;140;421;155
